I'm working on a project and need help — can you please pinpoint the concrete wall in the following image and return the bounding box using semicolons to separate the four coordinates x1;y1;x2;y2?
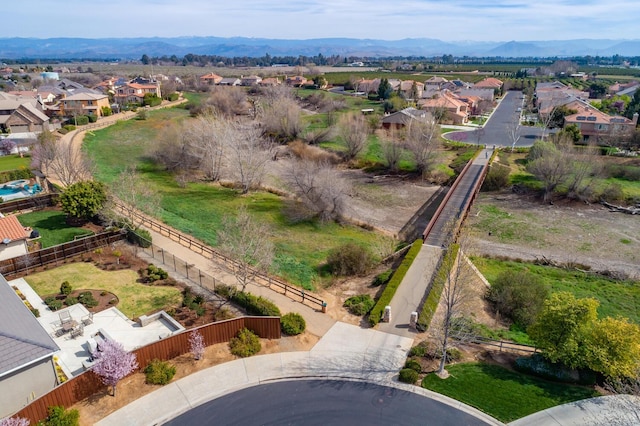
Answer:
0;357;58;418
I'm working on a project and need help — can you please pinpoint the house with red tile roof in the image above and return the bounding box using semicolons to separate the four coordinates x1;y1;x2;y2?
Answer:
474;77;503;90
286;75;308;87
199;72;223;85
564;104;638;143
0;215;30;261
113;81;161;105
418;91;469;124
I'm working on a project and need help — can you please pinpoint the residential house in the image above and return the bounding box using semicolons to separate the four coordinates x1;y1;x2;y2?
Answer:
285;76;307;87
473;77;503;91
381;107;432;129
0;274;60;418
0;215;31;261
455;87;495;102
564;105;638;143
399;80;424;100
199;72;223;85
418;91;469;125
219;77;241;86
113;81;161;106
240;75;262;86
536;81;590;115
424;76;449;89
60;92;110;118
355;79;379;94
259;77;281;87
0;92;50;134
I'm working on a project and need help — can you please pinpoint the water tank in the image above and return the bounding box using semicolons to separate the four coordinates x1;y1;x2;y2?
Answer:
40;72;59;80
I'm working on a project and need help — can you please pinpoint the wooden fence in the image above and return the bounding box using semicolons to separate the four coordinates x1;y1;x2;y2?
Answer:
119;204;327;311
13;316;281;424
465;336;538;354
0;230;125;278
0;193;57;214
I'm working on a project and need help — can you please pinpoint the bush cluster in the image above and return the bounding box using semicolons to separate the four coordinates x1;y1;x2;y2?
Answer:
372;269;393;287
182;288;206;317
229;328;261;357
326;242;375;276
280;312;306;335
369;240;423;326
144;359;176;385
398;368;419;384
78;291;98;308
343;294;375;316
231;289;281;317
41;405;80;426
127;228;152;247
141;264;169;283
408;341;430;357
482;163;511;191
60;281;73;295
0;167;34;184
44;297;63;311
417;244;459;331
515;354;596;385
404;359;422;373
485;270;549;328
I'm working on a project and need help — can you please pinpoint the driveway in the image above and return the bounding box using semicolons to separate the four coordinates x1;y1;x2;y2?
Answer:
447;91;547;147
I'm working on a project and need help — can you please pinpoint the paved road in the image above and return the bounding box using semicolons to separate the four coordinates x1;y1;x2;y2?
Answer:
448;91;547;147
164;379;494;426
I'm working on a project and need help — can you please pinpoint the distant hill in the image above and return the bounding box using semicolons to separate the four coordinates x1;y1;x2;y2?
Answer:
0;36;638;59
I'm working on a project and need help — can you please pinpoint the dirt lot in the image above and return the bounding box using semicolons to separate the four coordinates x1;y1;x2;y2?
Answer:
467;192;640;279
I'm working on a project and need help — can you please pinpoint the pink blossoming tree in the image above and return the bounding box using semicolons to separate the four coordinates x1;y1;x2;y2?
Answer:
189;330;205;361
92;339;138;397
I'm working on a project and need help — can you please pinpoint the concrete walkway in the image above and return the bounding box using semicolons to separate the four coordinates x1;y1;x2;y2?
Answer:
96;322;501;426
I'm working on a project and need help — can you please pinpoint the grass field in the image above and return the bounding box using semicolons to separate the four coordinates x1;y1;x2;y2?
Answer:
0;155;31;173
83;107;389;290
25;263;182;319
422;363;600;422
19;210;93;247
473;257;640;323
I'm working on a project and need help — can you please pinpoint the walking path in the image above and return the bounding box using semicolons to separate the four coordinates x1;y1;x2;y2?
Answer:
96;321;501;426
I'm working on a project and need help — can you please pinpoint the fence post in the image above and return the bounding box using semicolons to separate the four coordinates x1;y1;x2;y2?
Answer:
161;248;165;264
173;255;176;271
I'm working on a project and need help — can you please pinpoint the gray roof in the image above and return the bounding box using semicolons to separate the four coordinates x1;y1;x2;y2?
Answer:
0;275;59;377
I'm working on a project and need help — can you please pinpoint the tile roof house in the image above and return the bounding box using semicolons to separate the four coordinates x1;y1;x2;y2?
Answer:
259;77;281;86
113;81;162;105
60;92;110;118
0;93;51;134
418;91;469;125
564;104;638;142
240;75;262;86
399;80;424;100
199;72;223;85
0;215;30;261
474;77;503;90
285;76;308;87
0;274;60;418
219;77;241;86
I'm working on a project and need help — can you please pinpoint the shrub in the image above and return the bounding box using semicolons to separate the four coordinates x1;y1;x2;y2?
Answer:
417;244;459;331
369;240;423;326
229;328;261;357
65;296;78;306
343;294;375;316
281;312;306;335
78;291;98;308
127;228;152;247
74;115;89;126
42;405;79;426
60;281;73;295
30;307;40;317
101;106;113;116
515;354;596;385
45;297;63;311
398;368;419;384
88;114;98;123
143;264;169;283
485;270;549;328
404;359;422;373
326;243;375;276
231;291;281;317
144;359;176;385
482;163;511;191
166;92;179;101
408;341;429;357
372;269;393;287
445;347;462;363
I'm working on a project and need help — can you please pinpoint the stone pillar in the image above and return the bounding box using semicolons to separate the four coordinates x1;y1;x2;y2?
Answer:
410;311;418;329
383;306;391;323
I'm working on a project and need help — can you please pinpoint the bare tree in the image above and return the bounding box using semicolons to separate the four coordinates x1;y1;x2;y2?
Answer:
381;129;403;173
106;166;159;232
403;116;441;178
31;131;93;187
507;118;522;151
526;140;572;203
284;159;350;222
338;112;369;160
261;96;305;142
217;206;274;292
183;113;225;181
428;234;477;376
152;122;200;172
223;123;273;194
562;140;602;201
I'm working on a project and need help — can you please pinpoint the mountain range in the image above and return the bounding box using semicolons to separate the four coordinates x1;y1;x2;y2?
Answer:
0;37;639;59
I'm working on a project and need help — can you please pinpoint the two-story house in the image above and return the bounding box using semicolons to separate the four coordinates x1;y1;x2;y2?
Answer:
60;93;110;118
113;81;161;105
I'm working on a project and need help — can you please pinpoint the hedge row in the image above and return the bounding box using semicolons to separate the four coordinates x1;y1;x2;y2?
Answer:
369;239;423;326
417;244;459;331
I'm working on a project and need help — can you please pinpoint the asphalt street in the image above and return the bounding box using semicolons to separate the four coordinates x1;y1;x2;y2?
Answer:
164;380;493;426
448;91;547;147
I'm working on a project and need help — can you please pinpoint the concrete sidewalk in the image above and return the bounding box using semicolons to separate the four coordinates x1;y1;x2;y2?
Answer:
96;322;501;426
140;228;336;338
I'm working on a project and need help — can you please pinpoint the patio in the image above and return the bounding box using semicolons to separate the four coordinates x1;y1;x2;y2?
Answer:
11;278;185;379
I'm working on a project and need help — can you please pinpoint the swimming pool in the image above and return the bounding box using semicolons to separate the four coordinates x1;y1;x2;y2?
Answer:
0;180;42;201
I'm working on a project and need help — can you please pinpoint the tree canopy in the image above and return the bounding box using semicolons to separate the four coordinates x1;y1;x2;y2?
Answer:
59;180;107;222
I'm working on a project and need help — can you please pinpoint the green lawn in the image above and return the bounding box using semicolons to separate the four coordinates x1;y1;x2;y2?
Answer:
473;257;640;323
19;210;93;248
83;107;390;290
422;363;600;422
25;263;182;319
0;155;31;173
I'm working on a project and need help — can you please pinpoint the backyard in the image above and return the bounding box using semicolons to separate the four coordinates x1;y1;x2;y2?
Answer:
19;209;94;248
0;154;31;173
25;262;182;319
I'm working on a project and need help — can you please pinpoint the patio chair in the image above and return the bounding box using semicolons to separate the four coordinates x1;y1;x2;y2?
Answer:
70;323;84;339
82;312;94;326
59;310;72;324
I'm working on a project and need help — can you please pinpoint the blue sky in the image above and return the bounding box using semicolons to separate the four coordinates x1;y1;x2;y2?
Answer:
3;0;637;41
